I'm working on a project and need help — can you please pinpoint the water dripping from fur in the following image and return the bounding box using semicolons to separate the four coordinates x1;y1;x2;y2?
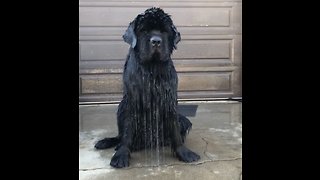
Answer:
134;63;172;166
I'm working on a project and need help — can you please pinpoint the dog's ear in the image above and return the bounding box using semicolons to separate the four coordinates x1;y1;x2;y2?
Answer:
172;25;181;50
123;21;137;48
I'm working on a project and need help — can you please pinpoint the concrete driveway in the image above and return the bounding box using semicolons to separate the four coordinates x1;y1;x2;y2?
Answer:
79;101;242;180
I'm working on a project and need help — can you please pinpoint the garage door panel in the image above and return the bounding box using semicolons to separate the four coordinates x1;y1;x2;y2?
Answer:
80;60;125;74
80;74;122;94
173;40;231;59
80;41;128;60
80;59;236;75
178;72;231;91
79;26;239;37
80;39;232;61
80;7;145;27
80;71;234;95
80;7;230;27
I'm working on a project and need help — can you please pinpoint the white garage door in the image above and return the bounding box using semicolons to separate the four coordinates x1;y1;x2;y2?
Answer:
79;0;242;103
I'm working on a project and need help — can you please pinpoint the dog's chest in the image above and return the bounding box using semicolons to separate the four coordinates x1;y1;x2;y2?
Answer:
129;63;176;97
128;65;177;149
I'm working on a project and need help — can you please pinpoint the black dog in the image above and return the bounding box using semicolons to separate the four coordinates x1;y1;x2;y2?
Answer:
95;7;200;168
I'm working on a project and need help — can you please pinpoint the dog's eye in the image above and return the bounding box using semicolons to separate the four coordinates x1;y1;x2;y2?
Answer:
139;29;148;34
161;29;169;34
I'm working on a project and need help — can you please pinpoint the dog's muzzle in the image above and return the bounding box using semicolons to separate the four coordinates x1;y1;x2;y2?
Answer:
150;36;162;47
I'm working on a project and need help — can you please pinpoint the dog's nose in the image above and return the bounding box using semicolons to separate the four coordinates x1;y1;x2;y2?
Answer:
150;36;162;46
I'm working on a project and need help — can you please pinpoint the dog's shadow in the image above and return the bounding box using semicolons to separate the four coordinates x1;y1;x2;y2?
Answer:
178;104;198;117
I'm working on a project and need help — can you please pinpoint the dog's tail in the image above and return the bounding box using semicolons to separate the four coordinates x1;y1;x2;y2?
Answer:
94;137;120;149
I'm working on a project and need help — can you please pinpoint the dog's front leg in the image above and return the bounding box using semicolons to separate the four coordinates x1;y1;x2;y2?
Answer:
110;118;133;168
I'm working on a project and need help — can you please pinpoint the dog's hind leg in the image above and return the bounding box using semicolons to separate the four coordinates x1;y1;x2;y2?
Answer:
170;113;200;163
94;137;120;149
94;99;127;150
178;114;192;143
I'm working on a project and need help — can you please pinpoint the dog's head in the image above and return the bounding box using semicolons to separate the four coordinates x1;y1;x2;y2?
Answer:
123;7;181;63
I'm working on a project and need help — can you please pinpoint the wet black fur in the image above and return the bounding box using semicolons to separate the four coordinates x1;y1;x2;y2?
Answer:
95;7;200;168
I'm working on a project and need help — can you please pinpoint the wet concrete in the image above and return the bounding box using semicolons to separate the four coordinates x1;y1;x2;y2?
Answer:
79;101;242;180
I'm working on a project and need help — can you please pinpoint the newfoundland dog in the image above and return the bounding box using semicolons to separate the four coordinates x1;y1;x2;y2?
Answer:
94;7;200;168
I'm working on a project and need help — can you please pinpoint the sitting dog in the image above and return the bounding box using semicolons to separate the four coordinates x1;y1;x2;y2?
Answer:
95;7;200;168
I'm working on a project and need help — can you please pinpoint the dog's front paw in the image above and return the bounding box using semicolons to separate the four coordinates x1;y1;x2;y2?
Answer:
110;146;131;168
176;146;200;162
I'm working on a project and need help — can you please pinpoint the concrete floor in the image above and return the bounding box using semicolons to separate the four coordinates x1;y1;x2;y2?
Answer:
79;101;242;180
